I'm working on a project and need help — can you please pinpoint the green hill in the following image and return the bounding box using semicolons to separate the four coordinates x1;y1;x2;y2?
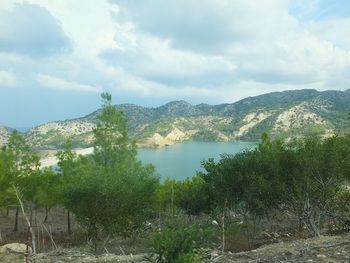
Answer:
3;89;349;149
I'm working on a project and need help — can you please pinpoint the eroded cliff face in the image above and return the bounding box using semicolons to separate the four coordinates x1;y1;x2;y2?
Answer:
137;127;195;148
233;111;272;138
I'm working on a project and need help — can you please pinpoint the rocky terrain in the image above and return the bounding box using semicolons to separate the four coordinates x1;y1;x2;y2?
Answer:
1;234;349;262
214;234;350;262
0;126;11;146
25;120;95;149
1;89;349;149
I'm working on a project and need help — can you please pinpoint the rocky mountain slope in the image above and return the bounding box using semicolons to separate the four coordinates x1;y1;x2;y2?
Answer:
0;126;11;146
2;89;349;149
25;120;95;149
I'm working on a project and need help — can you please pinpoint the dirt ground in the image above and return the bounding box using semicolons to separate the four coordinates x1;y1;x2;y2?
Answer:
1;208;350;262
212;234;350;263
0;234;349;262
0;207;82;250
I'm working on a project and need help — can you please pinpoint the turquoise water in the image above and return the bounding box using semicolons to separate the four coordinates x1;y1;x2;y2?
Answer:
137;141;256;181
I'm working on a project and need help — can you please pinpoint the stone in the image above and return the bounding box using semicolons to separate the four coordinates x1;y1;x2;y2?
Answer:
0;243;32;254
272;232;280;238
316;254;327;260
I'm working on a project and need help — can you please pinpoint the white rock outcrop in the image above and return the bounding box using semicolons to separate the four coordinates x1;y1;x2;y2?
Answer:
273;105;326;131
234;111;272;138
0;126;10;146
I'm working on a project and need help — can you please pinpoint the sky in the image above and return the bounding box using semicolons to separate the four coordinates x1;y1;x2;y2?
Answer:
0;0;350;128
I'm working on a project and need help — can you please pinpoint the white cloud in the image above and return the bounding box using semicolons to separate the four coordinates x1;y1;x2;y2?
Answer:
111;0;290;52
307;19;350;50
106;65;325;104
0;2;71;57
108;67;219;98
106;0;350;91
101;31;237;85
23;0;119;58
1;0;350;106
36;74;101;92
0;70;16;86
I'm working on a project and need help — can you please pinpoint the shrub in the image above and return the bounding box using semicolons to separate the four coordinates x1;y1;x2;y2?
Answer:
147;225;201;263
330;187;350;232
200;133;350;237
147;216;217;263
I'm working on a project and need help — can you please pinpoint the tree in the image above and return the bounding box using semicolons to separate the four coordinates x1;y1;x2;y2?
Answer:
0;149;16;216
60;93;159;252
283;135;350;236
157;178;181;216
0;131;40;254
201;139;284;218
2;130;40;232
32;168;61;223
0;149;11;198
200;133;350;237
177;175;210;215
56;139;78;233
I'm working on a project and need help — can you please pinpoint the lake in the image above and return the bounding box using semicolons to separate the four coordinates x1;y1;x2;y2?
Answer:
137;141;256;181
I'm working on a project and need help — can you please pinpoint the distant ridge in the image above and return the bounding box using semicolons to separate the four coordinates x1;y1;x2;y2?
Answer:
1;89;349;149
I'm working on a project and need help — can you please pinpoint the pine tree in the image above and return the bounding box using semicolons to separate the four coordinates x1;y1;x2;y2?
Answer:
59;93;159;252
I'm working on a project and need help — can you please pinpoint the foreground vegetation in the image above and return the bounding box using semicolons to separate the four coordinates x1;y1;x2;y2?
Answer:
0;94;349;262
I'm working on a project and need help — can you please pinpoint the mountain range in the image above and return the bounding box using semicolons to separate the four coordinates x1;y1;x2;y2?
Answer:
1;89;349;149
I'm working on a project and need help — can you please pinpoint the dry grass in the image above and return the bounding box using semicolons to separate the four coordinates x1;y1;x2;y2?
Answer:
0;207;85;252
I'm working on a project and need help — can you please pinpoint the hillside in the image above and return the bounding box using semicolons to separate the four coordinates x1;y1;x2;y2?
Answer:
0;126;12;146
2;89;349;149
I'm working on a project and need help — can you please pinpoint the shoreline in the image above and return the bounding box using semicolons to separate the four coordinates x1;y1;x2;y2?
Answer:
39;140;258;169
39;147;94;169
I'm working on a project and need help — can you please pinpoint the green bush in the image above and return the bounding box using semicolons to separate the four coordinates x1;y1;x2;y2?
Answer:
147;225;201;263
156;175;210;216
331;187;350;232
200;133;350;237
147;215;217;263
177;175;210;215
